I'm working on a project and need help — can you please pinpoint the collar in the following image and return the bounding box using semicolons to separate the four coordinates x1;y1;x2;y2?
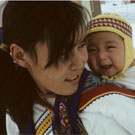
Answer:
102;72;126;81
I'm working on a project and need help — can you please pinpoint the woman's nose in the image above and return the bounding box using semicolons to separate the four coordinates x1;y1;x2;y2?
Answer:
70;48;88;71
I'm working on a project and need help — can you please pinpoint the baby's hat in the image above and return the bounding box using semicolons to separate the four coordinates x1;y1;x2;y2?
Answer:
86;13;134;79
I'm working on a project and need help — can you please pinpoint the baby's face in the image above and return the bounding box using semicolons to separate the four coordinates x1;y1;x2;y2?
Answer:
86;31;125;77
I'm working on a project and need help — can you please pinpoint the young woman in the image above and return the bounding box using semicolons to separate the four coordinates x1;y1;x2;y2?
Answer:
0;1;88;134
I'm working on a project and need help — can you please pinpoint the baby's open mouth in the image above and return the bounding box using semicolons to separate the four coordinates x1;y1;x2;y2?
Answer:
101;65;112;69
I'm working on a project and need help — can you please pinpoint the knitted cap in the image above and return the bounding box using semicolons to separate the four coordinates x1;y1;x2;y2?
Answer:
86;13;134;80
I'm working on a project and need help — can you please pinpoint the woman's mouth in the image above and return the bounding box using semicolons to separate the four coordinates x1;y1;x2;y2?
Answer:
66;75;78;81
65;75;80;83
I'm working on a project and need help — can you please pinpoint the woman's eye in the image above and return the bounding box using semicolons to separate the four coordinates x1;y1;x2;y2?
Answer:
59;55;67;64
87;47;96;52
78;40;86;48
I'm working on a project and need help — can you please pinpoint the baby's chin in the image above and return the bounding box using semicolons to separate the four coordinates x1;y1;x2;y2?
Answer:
92;70;116;78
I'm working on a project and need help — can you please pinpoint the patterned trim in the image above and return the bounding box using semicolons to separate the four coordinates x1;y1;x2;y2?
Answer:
36;111;53;135
35;110;48;126
79;84;135;112
88;18;132;38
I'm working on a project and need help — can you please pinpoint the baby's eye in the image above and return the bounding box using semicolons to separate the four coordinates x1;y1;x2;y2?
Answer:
107;45;116;49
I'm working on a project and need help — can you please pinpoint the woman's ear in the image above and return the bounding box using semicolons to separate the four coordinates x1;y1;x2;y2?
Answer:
10;44;28;67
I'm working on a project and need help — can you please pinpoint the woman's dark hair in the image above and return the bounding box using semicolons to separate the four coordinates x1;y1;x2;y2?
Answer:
0;1;88;133
3;1;88;67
